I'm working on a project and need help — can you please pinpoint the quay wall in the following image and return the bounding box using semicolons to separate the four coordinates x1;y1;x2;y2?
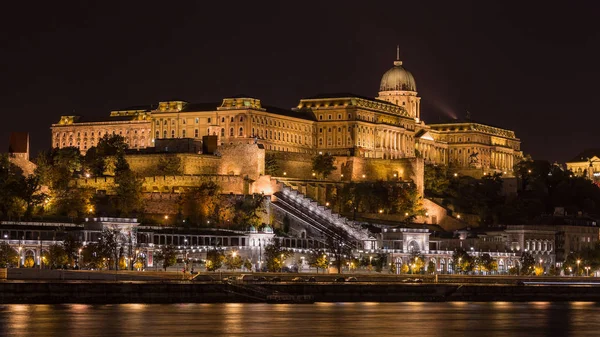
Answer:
1;281;600;304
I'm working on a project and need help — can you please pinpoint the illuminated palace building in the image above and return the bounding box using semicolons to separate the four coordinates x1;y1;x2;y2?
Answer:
52;52;521;175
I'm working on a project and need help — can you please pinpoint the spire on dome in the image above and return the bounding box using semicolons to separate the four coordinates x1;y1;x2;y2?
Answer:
394;45;402;66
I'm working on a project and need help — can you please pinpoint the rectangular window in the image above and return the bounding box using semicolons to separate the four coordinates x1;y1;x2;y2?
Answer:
194;129;199;137
195;118;199;124
208;117;211;124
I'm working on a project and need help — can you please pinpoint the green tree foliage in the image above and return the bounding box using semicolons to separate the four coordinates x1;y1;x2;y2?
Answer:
224;252;243;270
243;259;253;271
308;250;329;274
156;155;182;176
452;248;474;274
479;253;498;274
80;243;104;269
312;153;337;179
155;246;178;271
205;249;224;272
45;244;69;269
35;148;95;219
181;181;221;226
0;242;18;267
424;164;450;197
97;229;120;270
520;251;535;275
264;239;293;272
62;234;82;268
427;260;436;274
0;154;46;220
230;194;267;230
563;243;600;276
112;152;144;216
264;153;279;176
337;181;425;218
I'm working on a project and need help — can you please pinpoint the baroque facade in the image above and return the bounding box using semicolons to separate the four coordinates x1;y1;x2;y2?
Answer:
51;52;521;175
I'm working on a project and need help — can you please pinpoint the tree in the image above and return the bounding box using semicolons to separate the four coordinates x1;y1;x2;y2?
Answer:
312;153;337;179
181;182;221;227
390;261;397;274
97;228;119;270
452;248;473;274
308;250;329;274
46;244;68;269
155;246;177;271
427;260;436;274
23;256;35;268
400;264;410;274
424;164;450;197
479;253;498;274
62;234;82;268
206;248;224;272
264;239;292;272
243;259;253;271
112;153;144;216
264;153;279;176
156;155;182;176
81;243;104;269
520;252;535;275
0;242;18;267
224;252;243;270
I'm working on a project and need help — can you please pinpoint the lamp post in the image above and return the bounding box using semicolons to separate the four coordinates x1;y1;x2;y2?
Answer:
585;266;591;277
78;248;82;269
577;259;581;276
280;253;284;273
458;257;462;275
18;247;22;268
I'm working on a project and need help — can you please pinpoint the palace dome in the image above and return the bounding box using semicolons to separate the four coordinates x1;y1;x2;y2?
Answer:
379;59;416;92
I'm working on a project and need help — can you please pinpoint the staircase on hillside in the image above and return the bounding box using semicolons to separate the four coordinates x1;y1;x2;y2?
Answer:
272;181;370;249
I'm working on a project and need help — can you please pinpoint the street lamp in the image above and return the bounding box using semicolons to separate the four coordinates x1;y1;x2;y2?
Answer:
577;259;581;276
280;253;284;273
78;248;82;269
585;266;591;276
458;257;462;274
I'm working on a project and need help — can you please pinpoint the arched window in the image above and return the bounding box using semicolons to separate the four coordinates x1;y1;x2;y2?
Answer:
221;128;225;137
171;130;175;138
229;128;234;136
239;127;243;136
163;130;167;138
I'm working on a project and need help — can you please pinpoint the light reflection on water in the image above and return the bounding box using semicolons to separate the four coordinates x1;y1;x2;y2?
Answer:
0;302;599;337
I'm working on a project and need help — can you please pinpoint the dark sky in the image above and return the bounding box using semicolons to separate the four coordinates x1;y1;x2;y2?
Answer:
2;1;599;163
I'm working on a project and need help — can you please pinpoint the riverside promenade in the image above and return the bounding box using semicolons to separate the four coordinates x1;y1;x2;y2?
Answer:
1;269;600;304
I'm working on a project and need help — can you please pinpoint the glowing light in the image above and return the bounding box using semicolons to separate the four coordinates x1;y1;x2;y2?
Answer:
164;215;169;220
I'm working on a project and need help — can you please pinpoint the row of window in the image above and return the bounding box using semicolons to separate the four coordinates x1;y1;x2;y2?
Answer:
156;116;244;127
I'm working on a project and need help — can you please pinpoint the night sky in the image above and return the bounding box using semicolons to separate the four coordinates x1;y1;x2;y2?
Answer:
2;1;599;163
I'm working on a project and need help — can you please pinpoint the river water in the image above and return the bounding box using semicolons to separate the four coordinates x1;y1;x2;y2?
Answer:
0;302;598;336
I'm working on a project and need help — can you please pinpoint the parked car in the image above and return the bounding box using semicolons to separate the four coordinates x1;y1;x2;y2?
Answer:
334;277;346;282
237;274;255;282
256;276;267;282
345;277;358;282
270;277;282;282
307;277;317;282
291;277;306;282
